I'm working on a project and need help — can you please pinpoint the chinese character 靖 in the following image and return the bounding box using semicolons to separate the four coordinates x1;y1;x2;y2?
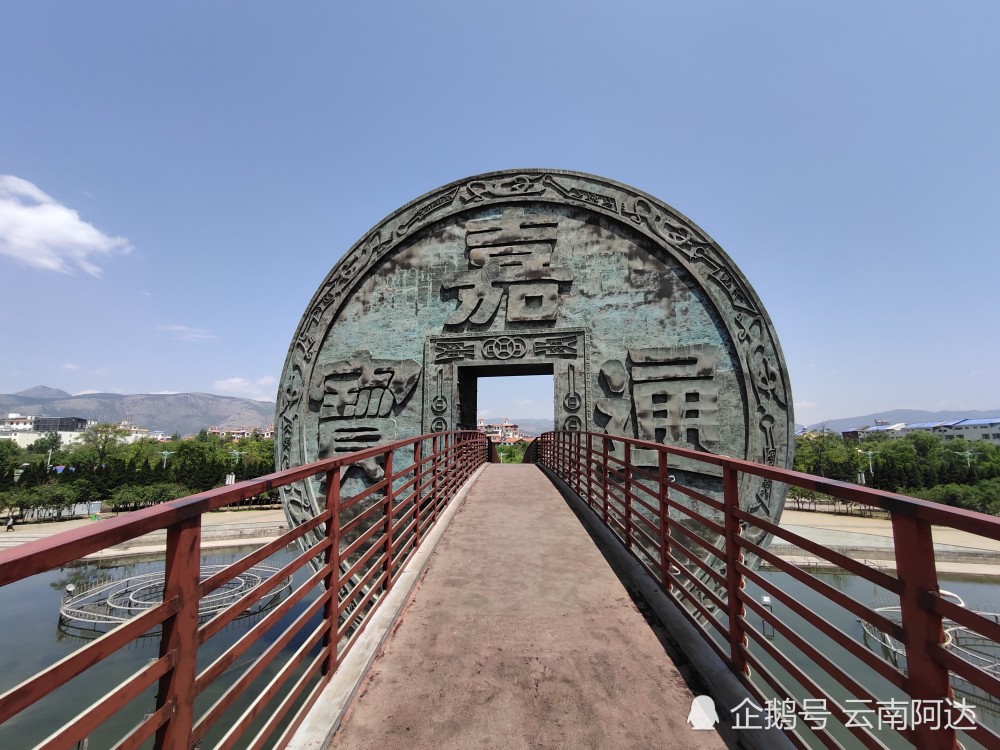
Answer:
309;351;421;478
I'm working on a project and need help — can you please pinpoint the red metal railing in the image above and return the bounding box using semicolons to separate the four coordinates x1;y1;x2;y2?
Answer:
532;430;1000;750
0;430;492;750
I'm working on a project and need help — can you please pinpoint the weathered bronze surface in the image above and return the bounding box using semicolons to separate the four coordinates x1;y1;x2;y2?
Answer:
277;169;794;548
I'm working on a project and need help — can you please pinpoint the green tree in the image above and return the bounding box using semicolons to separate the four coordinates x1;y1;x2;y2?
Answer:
76;423;129;467
0;486;35;519
26;432;62;455
0;441;22;491
496;443;528;464
793;432;860;483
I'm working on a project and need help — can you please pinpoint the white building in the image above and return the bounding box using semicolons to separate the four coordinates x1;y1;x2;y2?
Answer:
936;418;1000;443
0;413;89;448
857;418;1000;446
477;417;524;441
3;413;36;431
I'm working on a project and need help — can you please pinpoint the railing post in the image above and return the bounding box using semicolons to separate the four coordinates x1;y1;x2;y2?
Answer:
657;448;671;591
431;435;440;522
891;514;954;750
722;464;748;677
564;431;570;482
574;431;582;495
383;448;395;592
323;467;342;675
624;442;633;551
413;441;422;544
585;433;593;508
153;515;201;750
441;432;452;511
601;436;610;526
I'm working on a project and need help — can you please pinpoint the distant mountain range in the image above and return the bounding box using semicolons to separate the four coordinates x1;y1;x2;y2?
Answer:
0;387;275;437
6;388;992;443
0;386;565;439
806;409;1000;435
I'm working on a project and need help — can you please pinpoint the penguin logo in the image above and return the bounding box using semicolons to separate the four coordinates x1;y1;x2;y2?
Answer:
687;695;719;730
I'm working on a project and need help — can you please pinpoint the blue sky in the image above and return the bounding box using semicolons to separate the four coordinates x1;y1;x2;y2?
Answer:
1;2;997;427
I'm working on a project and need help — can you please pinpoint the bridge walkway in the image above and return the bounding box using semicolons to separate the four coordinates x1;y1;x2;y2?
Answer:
323;463;726;750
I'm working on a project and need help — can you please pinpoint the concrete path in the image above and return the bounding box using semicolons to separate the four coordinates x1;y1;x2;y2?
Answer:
327;464;725;750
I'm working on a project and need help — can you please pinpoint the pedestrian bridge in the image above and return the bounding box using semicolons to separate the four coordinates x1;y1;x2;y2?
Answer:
0;431;997;750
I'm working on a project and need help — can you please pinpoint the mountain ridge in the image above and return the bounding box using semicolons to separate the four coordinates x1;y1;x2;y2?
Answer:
0;386;276;437
5;387;995;442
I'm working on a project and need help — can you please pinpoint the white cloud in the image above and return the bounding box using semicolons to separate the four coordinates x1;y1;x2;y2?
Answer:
158;324;218;343
213;376;277;401
0;175;132;276
62;362;80;370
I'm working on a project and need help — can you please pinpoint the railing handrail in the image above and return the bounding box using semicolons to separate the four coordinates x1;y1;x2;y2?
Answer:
533;429;1000;750
0;429;492;750
0;430;478;587
534;430;1000;540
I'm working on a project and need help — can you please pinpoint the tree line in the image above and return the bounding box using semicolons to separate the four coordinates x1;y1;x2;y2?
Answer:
793;431;1000;514
4;423;998;521
0;424;276;521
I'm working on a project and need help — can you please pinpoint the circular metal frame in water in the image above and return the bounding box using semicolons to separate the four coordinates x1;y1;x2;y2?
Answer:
862;590;1000;713
58;564;292;639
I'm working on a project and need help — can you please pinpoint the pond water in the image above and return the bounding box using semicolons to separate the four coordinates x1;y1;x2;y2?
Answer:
746;569;1000;749
0;544;321;749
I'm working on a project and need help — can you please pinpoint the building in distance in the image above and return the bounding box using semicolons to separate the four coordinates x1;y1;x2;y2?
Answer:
477;417;530;444
840;418;1000;445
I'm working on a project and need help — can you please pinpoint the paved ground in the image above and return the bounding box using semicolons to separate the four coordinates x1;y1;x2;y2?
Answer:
0;508;287;557
773;509;1000;577
4;503;997;574
327;464;727;750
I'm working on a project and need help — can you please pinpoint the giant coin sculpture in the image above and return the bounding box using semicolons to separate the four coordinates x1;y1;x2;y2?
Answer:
277;169;794;558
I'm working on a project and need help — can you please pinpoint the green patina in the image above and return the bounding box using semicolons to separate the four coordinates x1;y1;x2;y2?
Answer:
277;169;794;562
